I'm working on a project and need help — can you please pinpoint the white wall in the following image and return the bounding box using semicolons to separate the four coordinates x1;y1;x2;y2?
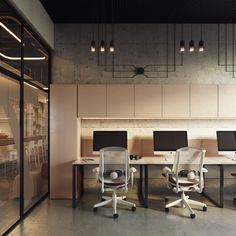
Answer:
9;0;54;48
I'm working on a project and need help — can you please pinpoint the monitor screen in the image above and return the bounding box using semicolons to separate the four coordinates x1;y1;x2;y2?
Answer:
93;131;127;151
153;131;188;152
217;131;236;152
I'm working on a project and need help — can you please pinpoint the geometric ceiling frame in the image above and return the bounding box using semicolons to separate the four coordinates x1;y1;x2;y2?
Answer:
95;24;184;79
218;23;236;78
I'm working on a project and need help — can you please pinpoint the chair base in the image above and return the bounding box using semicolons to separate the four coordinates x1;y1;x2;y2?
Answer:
165;192;207;218
93;192;136;218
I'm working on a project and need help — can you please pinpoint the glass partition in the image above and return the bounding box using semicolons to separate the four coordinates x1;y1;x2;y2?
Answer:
23;84;48;212
0;73;20;235
0;1;50;234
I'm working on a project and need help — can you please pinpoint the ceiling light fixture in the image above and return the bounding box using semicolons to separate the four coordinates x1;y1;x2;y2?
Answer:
90;39;96;52
0;52;46;60
100;40;105;52
24;81;38;90
0;21;21;43
180;24;185;52
109;40;114;52
189;24;194;52
198;24;204;52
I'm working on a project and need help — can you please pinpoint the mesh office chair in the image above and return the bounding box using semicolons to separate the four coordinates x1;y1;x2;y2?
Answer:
162;147;208;218
230;173;236;204
93;146;136;218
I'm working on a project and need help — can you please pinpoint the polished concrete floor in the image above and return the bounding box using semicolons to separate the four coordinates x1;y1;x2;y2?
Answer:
9;179;236;236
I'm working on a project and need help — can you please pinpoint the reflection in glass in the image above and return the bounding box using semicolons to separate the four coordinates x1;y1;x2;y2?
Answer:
24;28;49;88
0;73;20;235
0;2;21;76
24;84;48;212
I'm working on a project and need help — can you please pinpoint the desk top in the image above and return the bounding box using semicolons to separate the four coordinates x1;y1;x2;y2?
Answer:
72;156;236;166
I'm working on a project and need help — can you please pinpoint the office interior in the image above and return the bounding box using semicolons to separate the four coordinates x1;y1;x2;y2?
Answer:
1;0;236;235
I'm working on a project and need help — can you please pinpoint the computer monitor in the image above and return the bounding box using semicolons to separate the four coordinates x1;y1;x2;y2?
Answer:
216;131;236;158
93;131;127;155
153;131;188;156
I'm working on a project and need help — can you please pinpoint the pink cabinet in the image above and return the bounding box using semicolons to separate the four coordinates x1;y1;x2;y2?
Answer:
190;84;218;118
134;85;162;118
163;84;190;118
219;85;236;117
107;85;134;117
78;85;106;117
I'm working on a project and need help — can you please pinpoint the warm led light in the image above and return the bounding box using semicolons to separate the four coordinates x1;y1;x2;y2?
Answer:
189;40;194;52
180;40;185;52
0;21;21;43
24;82;38;90
43;87;49;90
90;40;96;52
0;52;46;61
198;40;204;52
109;40;115;52
100;40;105;52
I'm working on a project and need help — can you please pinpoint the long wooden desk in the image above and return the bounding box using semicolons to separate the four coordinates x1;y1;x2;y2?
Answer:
72;156;236;208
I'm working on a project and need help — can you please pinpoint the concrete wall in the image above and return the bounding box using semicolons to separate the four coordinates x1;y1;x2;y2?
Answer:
9;0;54;48
53;24;236;84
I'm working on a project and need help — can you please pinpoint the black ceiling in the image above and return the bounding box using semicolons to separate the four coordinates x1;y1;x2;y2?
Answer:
40;0;236;23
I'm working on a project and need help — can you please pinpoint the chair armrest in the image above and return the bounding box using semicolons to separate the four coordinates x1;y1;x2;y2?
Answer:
130;167;136;173
130;167;136;187
162;167;171;176
92;167;99;173
202;168;208;173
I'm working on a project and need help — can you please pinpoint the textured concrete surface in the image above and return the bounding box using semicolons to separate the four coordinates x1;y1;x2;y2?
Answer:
52;24;236;84
9;179;236;236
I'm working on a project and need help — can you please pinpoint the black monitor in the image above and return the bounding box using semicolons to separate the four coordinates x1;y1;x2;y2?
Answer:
93;131;127;153
153;131;188;155
216;131;236;156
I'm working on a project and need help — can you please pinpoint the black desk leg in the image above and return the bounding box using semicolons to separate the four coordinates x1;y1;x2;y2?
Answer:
139;165;143;195
72;165;77;208
144;165;148;208
80;165;84;196
202;164;224;208
219;165;224;208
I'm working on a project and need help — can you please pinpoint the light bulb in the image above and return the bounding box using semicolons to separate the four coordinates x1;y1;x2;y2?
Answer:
198;40;204;52
100;40;105;52
90;40;96;52
180;40;185;52
189;40;194;52
109;40;114;52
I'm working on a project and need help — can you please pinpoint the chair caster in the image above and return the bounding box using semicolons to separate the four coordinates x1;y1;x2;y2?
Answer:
203;206;207;212
132;206;136;211
165;207;169;212
113;213;119;218
93;207;97;212
190;213;196;219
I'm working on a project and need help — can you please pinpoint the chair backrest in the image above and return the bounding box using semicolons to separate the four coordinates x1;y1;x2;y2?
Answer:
172;147;206;192
99;146;129;192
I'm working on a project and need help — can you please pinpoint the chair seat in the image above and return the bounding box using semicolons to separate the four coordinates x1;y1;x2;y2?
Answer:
99;177;126;187
168;174;199;187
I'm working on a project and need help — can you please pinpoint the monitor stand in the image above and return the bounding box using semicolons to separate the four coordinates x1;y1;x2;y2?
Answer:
163;152;175;161
225;154;236;161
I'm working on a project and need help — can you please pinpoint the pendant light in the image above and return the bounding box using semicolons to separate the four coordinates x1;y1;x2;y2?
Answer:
109;0;115;53
180;24;185;52
90;39;96;52
189;24;194;52
100;39;105;52
109;40;114;52
198;24;204;52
